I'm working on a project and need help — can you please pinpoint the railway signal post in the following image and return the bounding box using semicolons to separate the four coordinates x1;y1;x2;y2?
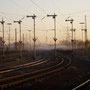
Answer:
28;30;32;51
47;13;57;57
79;22;85;42
15;28;17;51
80;16;88;54
84;15;88;49
27;14;37;60
14;20;22;58
65;18;74;52
0;18;5;58
7;23;12;51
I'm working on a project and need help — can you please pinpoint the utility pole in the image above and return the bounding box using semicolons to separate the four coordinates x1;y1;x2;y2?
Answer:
0;28;1;37
7;23;12;51
23;33;24;51
0;18;5;58
15;28;17;51
27;14;37;60
80;16;88;55
65;17;74;51
79;22;85;41
47;13;57;57
73;29;76;41
46;30;48;44
66;26;70;42
73;29;76;49
85;15;88;49
28;30;32;51
14;20;22;58
38;29;54;44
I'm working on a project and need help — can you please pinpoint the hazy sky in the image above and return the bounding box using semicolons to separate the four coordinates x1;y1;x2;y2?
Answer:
0;0;90;44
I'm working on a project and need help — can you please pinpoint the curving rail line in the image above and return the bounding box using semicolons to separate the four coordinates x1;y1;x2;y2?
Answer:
72;79;90;90
0;55;71;89
0;56;47;74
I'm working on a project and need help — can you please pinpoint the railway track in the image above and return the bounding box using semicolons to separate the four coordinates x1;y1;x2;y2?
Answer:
0;56;47;74
72;79;90;90
0;53;32;67
0;55;71;89
0;56;53;80
0;52;46;69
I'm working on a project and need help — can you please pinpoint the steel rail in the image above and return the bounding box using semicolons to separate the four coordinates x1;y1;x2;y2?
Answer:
0;56;71;89
0;54;45;69
72;79;90;90
0;56;47;74
0;55;33;67
0;57;50;81
0;57;62;83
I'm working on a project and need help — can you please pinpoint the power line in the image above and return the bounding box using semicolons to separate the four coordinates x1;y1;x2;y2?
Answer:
0;11;25;16
29;0;47;14
51;0;65;18
8;0;31;14
65;9;90;15
0;13;31;29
